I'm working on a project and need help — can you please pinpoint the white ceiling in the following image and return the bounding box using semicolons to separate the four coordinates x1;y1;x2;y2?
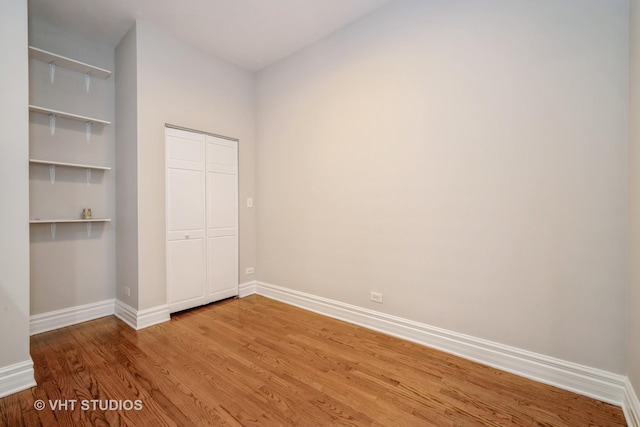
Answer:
28;0;394;71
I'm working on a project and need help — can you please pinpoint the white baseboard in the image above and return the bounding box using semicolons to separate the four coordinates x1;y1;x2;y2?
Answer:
238;280;257;297
21;281;636;424
30;299;115;335
0;359;36;398
253;281;626;407
624;378;640;427
114;300;170;330
137;304;171;329
114;300;137;328
30;298;170;335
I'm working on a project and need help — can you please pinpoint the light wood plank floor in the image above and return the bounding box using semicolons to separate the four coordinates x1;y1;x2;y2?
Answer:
0;295;627;426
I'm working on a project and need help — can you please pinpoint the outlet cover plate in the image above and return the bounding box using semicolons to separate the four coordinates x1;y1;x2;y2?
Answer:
370;292;383;303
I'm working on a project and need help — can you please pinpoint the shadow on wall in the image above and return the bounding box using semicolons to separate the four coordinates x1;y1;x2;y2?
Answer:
0;279;30;361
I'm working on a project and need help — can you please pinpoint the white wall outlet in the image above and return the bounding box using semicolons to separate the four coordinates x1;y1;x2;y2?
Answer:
245;267;254;275
247;197;253;208
370;291;383;303
124;286;131;297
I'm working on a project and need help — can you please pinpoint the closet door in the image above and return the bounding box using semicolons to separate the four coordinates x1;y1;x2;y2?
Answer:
206;135;238;302
166;128;206;313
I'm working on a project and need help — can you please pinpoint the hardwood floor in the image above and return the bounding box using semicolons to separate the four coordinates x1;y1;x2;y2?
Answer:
0;295;627;426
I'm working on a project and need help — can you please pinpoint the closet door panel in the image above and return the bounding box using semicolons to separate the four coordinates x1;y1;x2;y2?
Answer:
206;135;238;301
167;168;205;239
207;142;237;175
207;173;236;231
166;128;205;170
166;128;206;312
207;235;238;300
167;238;206;312
166;139;203;170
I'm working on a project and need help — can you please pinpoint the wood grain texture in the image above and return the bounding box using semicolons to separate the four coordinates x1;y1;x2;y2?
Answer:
0;295;627;426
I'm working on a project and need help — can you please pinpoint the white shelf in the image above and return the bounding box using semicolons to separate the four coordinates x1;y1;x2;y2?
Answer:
28;47;112;241
29;46;111;79
30;218;110;239
29;159;111;171
30;218;111;224
29;105;111;125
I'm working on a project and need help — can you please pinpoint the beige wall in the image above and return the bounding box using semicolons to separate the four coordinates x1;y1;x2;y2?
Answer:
0;0;32;371
28;19;116;315
256;0;628;373
2;0;632;403
121;21;256;310
115;24;139;307
630;0;640;398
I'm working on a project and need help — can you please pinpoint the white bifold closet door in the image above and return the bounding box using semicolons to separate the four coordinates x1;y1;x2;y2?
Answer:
206;135;238;302
166;127;238;314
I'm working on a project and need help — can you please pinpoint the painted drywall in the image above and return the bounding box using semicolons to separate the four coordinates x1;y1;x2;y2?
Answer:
630;0;640;401
115;24;139;307
256;0;628;373
28;19;116;315
0;0;33;376
127;21;256;310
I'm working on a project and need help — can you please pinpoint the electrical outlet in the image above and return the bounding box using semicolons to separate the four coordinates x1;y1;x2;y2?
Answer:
370;291;383;303
245;267;254;275
124;287;131;297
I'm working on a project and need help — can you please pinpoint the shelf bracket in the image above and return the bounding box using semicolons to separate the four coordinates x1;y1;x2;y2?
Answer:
49;114;56;135
86;168;92;185
84;72;91;93
85;121;92;141
86;222;92;238
48;61;56;83
49;164;56;184
50;223;56;240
